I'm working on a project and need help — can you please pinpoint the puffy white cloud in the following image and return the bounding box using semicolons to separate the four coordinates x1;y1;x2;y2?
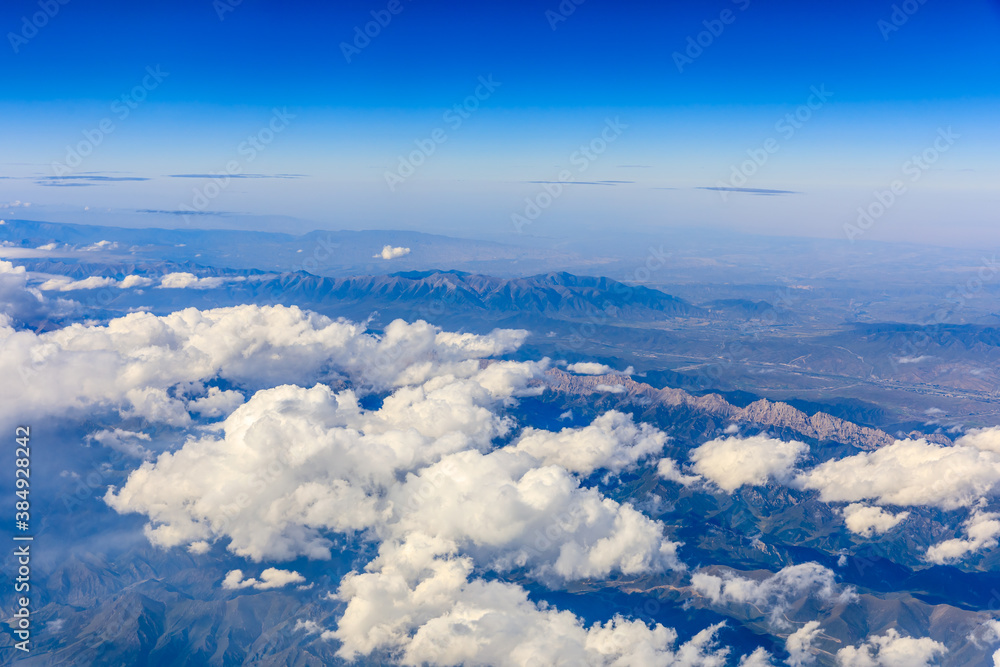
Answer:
294;619;322;635
566;362;614;375
0;260;62;326
36;273;154;291
221;568;305;590
794;438;1000;510
108;374;680;579
689;435;808;493
106;375;519;560
186;386;244;418
158;272;234;289
595;384;626;394
0;305;529;429
692;563;853;629
329;537;732;667
391;451;681;583
88;304;714;663
511;410;667;476
738;648;776;666
835;629;946;666
786;621;822;667
374;245;411;260
39;276;117;291
80;240;118;251
955;427;1000;454
87;429;152;459
656;458;701;486
119;275;155;289
841;504;909;538
926;510;1000;564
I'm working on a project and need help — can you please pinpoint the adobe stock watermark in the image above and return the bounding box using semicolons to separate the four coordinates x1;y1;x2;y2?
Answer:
178;108;296;224
340;0;412;63
7;0;70;53
715;85;832;201
672;0;751;73
291;233;341;274
213;0;243;21
877;0;929;41
545;0;586;30
384;75;501;191
511;117;627;234
844;126;958;242
555;244;671;355
51;66;169;177
888;253;999;374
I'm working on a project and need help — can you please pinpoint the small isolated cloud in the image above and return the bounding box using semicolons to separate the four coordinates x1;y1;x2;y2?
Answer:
39;276;117;291
566;362;614;375
374;245;411;260
897;355;933;364
222;568;305;590
80;240;119;251
157;272;235;289
841;503;909;538
294;619;323;635
38;274;154;291
835;629;946;666
119;275;154;289
186;387;244;418
595;384;626;393
692;563;853;630
656;458;701;486
926;510;1000;564
786;620;822;667
690;435;808;493
87;429;152;460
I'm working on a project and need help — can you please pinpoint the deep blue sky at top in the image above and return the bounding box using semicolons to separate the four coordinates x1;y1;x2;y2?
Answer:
4;0;998;107
0;0;998;244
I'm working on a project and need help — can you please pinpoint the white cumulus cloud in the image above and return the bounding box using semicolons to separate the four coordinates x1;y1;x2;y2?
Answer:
222;568;305;590
692;563;853;629
835;629;946;666
374;245;411;260
690;435;808;493
841;503;909;538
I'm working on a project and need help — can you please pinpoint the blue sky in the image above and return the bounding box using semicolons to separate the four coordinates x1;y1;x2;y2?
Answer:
1;0;998;245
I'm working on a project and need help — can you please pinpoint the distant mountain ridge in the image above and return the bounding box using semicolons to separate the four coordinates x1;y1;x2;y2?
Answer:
267;270;704;319
544;369;951;450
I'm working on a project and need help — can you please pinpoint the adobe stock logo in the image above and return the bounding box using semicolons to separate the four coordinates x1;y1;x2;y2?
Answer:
7;0;71;54
384;75;501;191
672;0;751;73
877;0;930;40
844;127;959;242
